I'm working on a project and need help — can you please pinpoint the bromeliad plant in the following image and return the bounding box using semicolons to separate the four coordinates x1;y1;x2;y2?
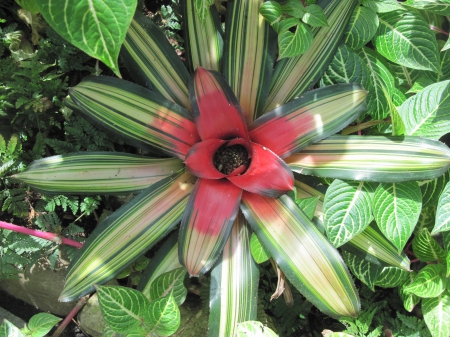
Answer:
14;0;450;335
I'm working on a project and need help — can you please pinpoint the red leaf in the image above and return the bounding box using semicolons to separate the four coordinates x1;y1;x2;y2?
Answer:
228;142;294;198
190;67;249;141
179;178;242;276
185;139;227;179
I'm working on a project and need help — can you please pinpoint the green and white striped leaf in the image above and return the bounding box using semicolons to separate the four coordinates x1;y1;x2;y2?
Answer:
182;0;222;72
398;80;450;140
209;216;259;337
373;266;409;288
373;10;440;72
145;294;180;337
342;250;381;290
373;182;422;252
35;0;136;77
323;180;376;247
344;5;379;50
148;268;187;306
69;76;199;160
60;169;195;302
264;0;358;112
423;291;450;337
241;193;360;318
404;0;450;16
286;135;450;183
137;232;182;301
96;286;148;333
362;0;405;13
121;14;190;109
421;170;450;208
194;0;214;22
412;228;446;263
235;321;278;337
404;264;446;298
250;233;270;264
15;153;183;194
399;272;420;312
222;0;274;123
435;181;450;234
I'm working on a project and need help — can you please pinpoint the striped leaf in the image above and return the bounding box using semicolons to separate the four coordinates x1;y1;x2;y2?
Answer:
294;177;326;228
286;135;450;183
399;272;420;312
121;13;190;109
421;170;450;208
209;215;259;337
145;294;180;336
434;181;450;234
137;232;182;301
249;83;367;158
264;0;358;112
373;266;409;288
15;153;183;194
148;268;187;306
241;192;360;318
373;182;422;252
222;0;275;123
343;5;379;50
342;222;411;271
60;169;195;302
182;0;222;72
404;0;450;15
412;228;446;263
323;179;376;247
342;250;381;290
69;76;200;160
423;291;450;337
404;264;446;298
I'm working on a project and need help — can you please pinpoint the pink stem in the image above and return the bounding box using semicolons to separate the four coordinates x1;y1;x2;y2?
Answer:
51;296;89;337
0;221;83;249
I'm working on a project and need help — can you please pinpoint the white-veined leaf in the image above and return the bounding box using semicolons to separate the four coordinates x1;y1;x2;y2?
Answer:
362;0;405;13
399;272;420;312
344;5;379;50
373;266;409;288
423;291;450;337
0;320;24;337
404;264;446;298
421;170;450;208
412;228;446;263
302;5;328;27
145;294;180;337
404;0;450;16
27;313;61;337
250;233;271;264
342;250;381;290
278;20;313;59
235;321;278;337
434;181;450;234
148;268;187;306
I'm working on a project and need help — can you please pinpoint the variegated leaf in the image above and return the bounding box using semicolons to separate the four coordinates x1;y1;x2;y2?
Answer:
421;170;450;208
373;266;409;288
235;321;278;337
404;264;446;298
399;272;420;312
423;291;450;337
434;181;450;234
148;268;187;306
344;5;379;50
412;228;446;263
342;250;381;291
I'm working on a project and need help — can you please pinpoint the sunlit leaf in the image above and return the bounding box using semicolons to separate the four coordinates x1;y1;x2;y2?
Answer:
423;291;450;337
404;264;446;298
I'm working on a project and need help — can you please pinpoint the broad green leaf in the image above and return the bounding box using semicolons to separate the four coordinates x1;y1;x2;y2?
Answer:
282;0;305;18
344;6;379;50
323;179;376;247
302;5;328;27
398;80;450;140
406;77;435;94
259;1;284;27
421;170;450;208
194;0;214;22
235;321;278;337
148;268;187;306
295;196;319;220
399;272;420;312
415;207;437;234
286;135;450;183
15;0;40;14
373;266;409;288
15;153;183;194
423;291;450;337
442;37;450;52
264;0;358;112
434;181;450;234
60;169;195;301
121;14;190;109
372;182;422;252
362;0;405;13
390;89;407;136
182;0;222;72
96;286;148;333
27;313;61;337
343;250;381;290
412;228;446;263
241;193;360;318
404;264;446;298
137;232;182;301
145;294;180;337
250;233;271;264
0;320;24;337
404;0;450;16
209;217;259;337
278;20;313;59
373;10;440;72
35;0;136;77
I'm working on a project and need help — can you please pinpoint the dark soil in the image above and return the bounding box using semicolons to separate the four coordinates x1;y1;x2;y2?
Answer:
0;290;88;337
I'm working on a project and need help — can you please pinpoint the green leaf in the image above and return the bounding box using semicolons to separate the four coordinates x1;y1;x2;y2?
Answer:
435;181;450;234
260;1;284;27
398;80;450;140
362;0;405;13
35;0;136;77
343;250;382;290
344;5;379;50
278;20;313;59
373;266;409;288
0;320;24;337
372;182;422;252
421;170;450;208
145;294;180;336
415;207;437;234
406;77;435;94
302;4;328;27
404;264;446;298
250;233;271;264
96;286;148;333
323;179;376;247
412;228;446;263
399;272;420;312
423;291;450;337
373;10;440;72
404;0;450;16
282;0;305;18
194;0;214;22
442;37;450;52
148;268;187;306
295;196;319;220
27;313;61;337
235;321;278;337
